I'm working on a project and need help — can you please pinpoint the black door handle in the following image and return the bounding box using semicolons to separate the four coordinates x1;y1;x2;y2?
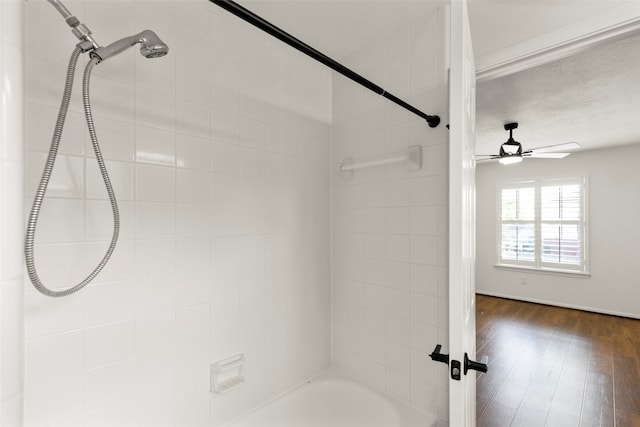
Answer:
464;353;488;374
430;346;487;380
429;344;449;365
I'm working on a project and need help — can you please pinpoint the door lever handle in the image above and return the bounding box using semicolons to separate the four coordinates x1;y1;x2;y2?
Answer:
464;353;488;374
429;344;449;365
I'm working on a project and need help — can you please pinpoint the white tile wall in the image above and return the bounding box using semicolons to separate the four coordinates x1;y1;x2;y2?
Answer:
1;0;25;425
331;8;450;423
13;2;456;426
22;1;331;426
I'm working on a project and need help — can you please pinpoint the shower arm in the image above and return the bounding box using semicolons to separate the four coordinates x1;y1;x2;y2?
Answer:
46;0;100;51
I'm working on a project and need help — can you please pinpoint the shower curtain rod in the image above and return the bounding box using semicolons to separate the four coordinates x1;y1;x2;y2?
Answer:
209;0;441;128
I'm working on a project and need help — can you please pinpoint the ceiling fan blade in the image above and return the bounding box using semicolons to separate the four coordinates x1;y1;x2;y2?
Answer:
477;157;498;163
476;154;500;162
527;152;571;159
531;142;580;154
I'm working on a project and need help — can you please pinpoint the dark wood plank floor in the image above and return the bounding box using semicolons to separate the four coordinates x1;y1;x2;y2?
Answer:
476;295;640;427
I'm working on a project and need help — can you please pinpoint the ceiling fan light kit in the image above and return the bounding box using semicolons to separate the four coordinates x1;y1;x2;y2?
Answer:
477;122;578;165
499;155;523;165
499;123;522;156
496;122;525;164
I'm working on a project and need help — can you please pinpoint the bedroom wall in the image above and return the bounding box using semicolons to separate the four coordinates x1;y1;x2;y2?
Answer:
476;143;640;318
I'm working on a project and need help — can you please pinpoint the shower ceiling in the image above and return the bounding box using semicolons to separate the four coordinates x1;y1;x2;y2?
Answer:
243;0;446;59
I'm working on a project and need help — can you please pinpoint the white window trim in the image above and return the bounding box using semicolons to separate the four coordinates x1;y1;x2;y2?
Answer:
495;176;589;276
493;264;591;278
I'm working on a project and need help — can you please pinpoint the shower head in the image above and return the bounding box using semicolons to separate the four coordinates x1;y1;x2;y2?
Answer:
138;30;170;58
92;30;169;62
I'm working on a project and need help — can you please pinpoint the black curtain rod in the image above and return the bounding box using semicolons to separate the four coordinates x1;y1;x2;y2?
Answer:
210;0;440;128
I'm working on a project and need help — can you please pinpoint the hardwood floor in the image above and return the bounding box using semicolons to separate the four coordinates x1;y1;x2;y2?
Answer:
476;295;640;427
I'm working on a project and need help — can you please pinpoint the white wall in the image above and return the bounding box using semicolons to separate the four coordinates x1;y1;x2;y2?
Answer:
330;8;450;423
476;143;640;319
1;0;25;425
23;1;331;425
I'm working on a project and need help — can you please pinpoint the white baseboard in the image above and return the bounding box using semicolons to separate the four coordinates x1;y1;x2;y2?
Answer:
476;290;640;320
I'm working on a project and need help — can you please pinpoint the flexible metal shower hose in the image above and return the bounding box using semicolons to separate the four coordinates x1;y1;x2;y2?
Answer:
24;47;120;297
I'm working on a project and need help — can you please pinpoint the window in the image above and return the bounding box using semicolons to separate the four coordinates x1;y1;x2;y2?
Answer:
497;178;588;274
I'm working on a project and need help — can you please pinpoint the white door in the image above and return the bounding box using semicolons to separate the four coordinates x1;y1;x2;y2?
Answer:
448;0;478;426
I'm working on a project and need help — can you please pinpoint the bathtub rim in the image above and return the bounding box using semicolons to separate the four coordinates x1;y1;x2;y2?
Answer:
221;366;440;427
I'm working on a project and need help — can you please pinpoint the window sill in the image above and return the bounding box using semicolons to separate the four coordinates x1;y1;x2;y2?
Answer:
494;264;591;278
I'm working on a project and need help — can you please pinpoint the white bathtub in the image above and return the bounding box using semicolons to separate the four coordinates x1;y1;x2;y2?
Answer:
226;369;439;427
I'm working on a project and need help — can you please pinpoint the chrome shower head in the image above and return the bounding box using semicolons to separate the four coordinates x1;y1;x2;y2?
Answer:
92;30;169;62
138;30;169;58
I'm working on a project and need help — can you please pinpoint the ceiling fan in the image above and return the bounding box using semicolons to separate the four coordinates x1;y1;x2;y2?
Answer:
477;122;580;165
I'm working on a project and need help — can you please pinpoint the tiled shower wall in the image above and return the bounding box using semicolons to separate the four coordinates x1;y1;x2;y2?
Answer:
1;0;25;425
330;7;450;423
23;0;331;425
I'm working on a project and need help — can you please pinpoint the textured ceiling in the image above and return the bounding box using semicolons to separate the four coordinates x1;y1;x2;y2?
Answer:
476;31;640;157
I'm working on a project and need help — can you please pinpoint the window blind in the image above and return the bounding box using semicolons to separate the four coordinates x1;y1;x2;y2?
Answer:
497;178;587;273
